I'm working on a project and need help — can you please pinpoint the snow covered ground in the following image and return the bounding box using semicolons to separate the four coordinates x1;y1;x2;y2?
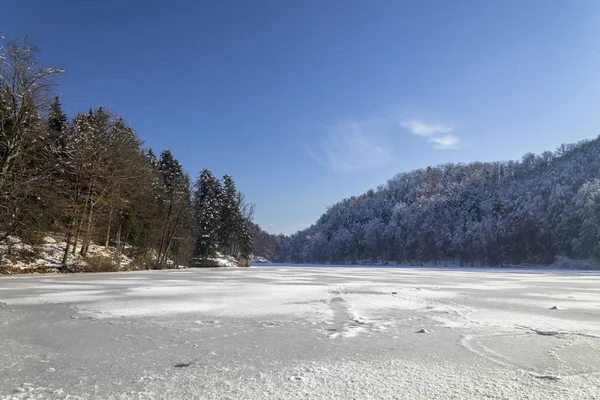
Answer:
0;235;135;272
0;266;599;399
0;235;243;273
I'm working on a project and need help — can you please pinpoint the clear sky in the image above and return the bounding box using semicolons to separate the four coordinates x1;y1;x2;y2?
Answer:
3;1;600;234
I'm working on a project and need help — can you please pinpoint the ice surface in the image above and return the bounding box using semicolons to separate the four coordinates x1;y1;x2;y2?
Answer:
1;266;599;399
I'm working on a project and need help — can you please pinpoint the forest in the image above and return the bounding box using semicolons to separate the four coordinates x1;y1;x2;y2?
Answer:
276;137;600;267
0;38;271;271
3;37;600;271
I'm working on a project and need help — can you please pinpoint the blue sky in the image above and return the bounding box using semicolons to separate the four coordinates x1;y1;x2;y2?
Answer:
3;1;600;234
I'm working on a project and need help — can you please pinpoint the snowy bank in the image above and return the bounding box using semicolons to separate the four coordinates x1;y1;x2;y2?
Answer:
0;235;254;274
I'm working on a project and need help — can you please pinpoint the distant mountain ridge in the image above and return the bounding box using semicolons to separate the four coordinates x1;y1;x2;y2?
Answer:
277;136;600;268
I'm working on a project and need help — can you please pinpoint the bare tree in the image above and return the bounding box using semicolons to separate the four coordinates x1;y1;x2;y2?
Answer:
0;38;64;243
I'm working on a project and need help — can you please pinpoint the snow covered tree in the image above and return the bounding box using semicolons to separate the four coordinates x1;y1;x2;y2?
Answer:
277;136;600;267
192;169;222;264
0;38;264;271
249;222;281;261
145;148;159;169
59;108;148;264
155;149;189;268
572;180;600;259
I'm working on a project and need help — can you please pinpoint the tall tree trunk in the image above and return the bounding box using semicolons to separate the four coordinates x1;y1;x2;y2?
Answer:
73;185;92;255
156;196;174;268
159;201;183;268
105;208;113;247
115;223;122;261
72;210;84;256
123;226;131;257
80;203;94;257
161;219;180;268
62;228;72;266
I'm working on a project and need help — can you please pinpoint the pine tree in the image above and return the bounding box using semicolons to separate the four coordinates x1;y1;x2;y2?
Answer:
156;149;188;268
47;96;68;151
158;150;185;195
192;169;222;264
145;148;159;168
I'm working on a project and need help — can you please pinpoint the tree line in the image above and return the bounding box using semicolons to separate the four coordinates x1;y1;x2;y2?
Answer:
276;137;600;268
0;38;254;269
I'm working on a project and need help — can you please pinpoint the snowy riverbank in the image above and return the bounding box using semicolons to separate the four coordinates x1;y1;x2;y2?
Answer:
0;235;247;274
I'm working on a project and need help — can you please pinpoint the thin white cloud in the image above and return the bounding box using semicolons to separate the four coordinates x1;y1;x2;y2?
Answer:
400;119;460;150
308;114;460;172
307;120;394;173
430;134;459;150
401;120;454;137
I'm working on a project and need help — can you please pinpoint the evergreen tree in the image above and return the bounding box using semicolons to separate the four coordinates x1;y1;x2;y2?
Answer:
156;149;188;268
47;96;68;151
145;148;159;169
192;169;222;263
158;150;184;194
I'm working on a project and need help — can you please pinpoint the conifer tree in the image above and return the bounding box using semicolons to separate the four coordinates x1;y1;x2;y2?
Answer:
47;96;68;151
192;169;222;263
145;149;159;169
156;150;188;268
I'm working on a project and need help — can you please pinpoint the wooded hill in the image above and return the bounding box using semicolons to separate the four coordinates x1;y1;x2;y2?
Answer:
277;136;600;268
0;38;259;270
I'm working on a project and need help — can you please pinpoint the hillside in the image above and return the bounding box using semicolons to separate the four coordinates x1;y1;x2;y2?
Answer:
277;137;600;268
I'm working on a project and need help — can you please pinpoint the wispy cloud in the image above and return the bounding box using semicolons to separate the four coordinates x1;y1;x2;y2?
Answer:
307;114;461;172
307;120;394;173
401;119;459;150
401;120;453;137
430;134;459;150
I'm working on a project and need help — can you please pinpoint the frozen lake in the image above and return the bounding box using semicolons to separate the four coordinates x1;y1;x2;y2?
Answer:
1;266;599;399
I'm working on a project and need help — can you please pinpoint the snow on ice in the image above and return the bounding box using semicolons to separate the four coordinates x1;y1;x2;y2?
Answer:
0;266;599;399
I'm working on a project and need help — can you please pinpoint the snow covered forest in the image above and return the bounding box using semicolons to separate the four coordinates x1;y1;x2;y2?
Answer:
0;38;268;271
4;37;600;271
276;139;600;268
